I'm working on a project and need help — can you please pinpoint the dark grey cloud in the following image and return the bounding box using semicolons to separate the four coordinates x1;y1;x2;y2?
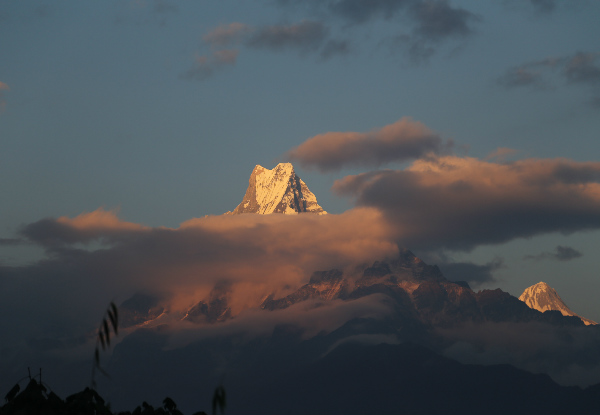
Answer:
113;0;177;26
392;1;480;62
319;39;352;59
497;57;562;89
528;0;557;13
524;245;583;262
327;0;411;24
498;52;600;106
552;163;600;184
509;0;595;15
187;21;350;81
497;66;547;89
564;52;600;84
333;155;600;252
287;117;448;172
409;0;476;41
0;238;23;246
275;0;479;62
501;0;564;15
437;258;503;286
245;20;329;54
439;320;600;388
153;0;178;14
186;0;480;76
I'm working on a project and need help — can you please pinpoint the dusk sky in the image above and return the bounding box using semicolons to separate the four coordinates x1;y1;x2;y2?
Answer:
2;0;600;343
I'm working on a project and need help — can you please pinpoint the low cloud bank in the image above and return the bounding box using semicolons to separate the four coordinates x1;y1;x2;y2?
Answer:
1;207;397;351
524;245;583;262
334;155;600;251
438;321;600;387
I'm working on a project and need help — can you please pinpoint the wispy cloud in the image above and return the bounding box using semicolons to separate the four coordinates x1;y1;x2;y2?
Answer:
185;0;480;80
0;81;9;112
501;0;566;15
392;1;481;62
179;50;239;81
114;0;178;26
436;258;504;286
245;20;329;54
153;0;178;15
497;57;563;89
325;0;411;24
524;245;583;261
202;22;252;48
287;117;448;172
498;52;600;105
0;238;22;246
184;20;349;80
279;0;480;62
528;0;557;13
564;52;600;84
409;0;477;41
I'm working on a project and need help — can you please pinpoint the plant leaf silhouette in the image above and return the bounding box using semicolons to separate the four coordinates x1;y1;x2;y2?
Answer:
108;303;118;335
212;385;226;415
91;302;119;389
103;319;110;347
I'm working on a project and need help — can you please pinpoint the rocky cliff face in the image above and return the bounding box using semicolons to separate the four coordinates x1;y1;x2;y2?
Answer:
121;251;588;330
258;251;585;328
231;163;326;215
519;281;596;325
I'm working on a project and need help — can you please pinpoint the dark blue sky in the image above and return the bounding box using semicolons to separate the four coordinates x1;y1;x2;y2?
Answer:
1;0;600;321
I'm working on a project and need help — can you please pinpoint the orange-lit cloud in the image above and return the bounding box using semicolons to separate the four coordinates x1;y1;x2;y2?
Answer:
10;207;397;346
56;208;147;232
334;154;600;251
180;50;239;81
0;81;9;112
202;23;251;47
21;208;148;246
287;117;448;172
484;147;518;161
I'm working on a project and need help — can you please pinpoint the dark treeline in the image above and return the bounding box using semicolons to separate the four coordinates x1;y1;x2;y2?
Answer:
1;377;208;415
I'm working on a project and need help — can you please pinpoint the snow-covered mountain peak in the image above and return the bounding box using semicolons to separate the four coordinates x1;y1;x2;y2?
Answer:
519;281;596;325
231;163;326;215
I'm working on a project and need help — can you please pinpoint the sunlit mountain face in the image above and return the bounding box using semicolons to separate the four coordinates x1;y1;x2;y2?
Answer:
230;163;326;215
519;281;597;325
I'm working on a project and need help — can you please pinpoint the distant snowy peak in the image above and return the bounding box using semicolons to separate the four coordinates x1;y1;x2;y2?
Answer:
519;282;596;325
231;163;327;215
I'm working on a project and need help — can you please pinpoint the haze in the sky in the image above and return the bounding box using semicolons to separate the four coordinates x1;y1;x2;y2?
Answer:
1;0;600;354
